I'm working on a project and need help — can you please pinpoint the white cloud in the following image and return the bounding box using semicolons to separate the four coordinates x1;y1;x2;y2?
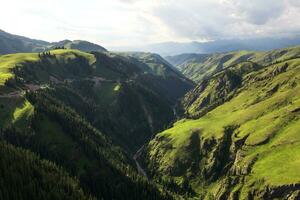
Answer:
0;0;300;46
150;0;300;40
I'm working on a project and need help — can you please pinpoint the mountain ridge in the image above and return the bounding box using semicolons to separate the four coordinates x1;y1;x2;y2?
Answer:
0;29;107;54
166;45;300;82
110;36;300;56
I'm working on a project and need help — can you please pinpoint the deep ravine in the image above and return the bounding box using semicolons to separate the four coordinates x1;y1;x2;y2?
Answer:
133;105;179;180
133;144;148;179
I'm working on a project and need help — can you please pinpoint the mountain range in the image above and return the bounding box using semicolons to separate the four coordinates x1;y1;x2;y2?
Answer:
110;37;300;56
0;29;107;54
0;29;299;200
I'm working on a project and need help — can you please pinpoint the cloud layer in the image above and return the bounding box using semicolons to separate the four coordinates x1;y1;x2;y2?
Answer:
0;0;300;46
151;0;300;41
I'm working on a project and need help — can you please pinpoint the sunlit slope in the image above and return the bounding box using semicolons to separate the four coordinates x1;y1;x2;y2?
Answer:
145;58;300;199
0;53;39;86
167;45;300;82
0;49;96;86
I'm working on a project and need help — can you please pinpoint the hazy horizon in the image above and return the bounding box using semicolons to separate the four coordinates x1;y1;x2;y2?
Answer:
1;0;300;47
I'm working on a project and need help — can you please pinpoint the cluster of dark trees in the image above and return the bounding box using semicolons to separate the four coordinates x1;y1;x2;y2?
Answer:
0;141;93;200
11;52;93;85
53;46;66;50
0;90;173;200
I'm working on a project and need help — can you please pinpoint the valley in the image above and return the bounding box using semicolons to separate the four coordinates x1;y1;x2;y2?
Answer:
0;30;299;200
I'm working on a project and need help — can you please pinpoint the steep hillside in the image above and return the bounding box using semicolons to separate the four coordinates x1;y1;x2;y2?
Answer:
143;54;300;199
118;52;180;76
167;45;300;82
0;49;184;199
116;52;194;101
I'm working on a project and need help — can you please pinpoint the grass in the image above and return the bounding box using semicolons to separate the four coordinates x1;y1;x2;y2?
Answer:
0;53;39;86
148;58;300;196
13;99;34;128
114;83;121;91
253;139;300;185
0;49;97;86
0;97;34;128
50;49;96;65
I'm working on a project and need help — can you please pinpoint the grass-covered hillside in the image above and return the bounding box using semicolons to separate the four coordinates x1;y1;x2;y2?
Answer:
166;46;300;82
0;49;192;199
144;48;300;199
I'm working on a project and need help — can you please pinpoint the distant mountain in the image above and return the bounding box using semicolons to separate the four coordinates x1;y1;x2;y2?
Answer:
0;29;107;54
0;29;49;54
1;28;300;200
116;52;193;80
116;52;194;102
111;36;300;56
166;46;300;82
50;39;107;52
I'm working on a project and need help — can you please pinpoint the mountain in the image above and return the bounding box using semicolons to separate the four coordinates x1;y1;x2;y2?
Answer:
142;45;300;199
166;46;300;82
0;29;49;54
111;36;300;56
1;29;300;200
50;40;107;52
0;29;107;54
115;52;194;101
116;52;181;77
0;47;193;199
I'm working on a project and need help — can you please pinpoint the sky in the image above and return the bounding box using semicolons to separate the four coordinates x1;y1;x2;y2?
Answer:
1;0;300;47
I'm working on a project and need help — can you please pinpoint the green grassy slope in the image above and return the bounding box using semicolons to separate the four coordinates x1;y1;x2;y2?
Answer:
144;56;300;199
0;53;39;85
167;45;300;82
